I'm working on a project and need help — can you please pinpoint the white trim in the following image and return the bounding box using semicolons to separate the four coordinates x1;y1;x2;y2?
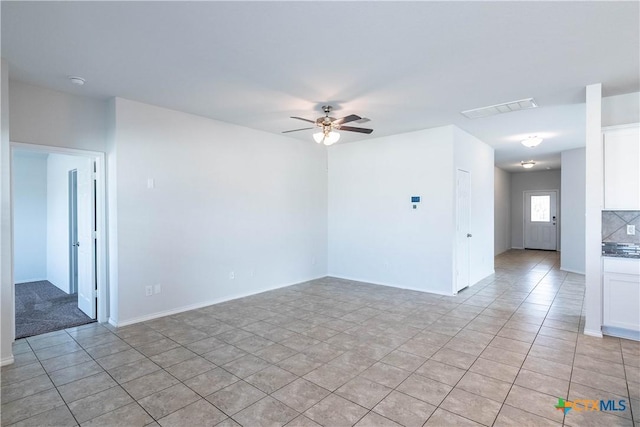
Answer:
0;356;15;367
14;278;48;284
583;328;603;338
327;274;456;296
602;326;640;341
10;142;108;325
108;276;326;328
511;246;525;250
560;267;586;275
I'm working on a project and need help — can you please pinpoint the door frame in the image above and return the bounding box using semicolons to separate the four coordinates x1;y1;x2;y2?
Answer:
10;142;107;327
522;189;559;251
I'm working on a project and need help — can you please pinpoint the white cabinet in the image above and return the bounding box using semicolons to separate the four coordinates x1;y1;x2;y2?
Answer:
603;125;640;210
603;257;640;340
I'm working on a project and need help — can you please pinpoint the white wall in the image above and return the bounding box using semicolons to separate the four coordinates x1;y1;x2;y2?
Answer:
510;170;562;249
494;167;511;255
46;153;91;293
13;152;48;283
9;80;107;152
452;127;495;284
561;148;586;274
602;92;640;127
328;126;454;294
328;125;494;295
109;98;328;325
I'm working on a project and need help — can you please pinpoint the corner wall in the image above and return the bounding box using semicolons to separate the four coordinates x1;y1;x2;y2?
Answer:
110;98;328;325
328;126;494;295
561;148;586;274
328;126;455;294
494;167;511;255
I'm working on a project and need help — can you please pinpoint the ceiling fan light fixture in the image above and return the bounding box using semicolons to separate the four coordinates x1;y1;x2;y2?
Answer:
324;131;340;145
313;132;324;143
521;160;536;169
283;105;373;143
521;136;543;148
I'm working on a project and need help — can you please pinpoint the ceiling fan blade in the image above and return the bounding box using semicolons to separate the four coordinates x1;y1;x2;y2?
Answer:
290;116;316;124
333;114;361;126
339;126;373;134
282;127;314;133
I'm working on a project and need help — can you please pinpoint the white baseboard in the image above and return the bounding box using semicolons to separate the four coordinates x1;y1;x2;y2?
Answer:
15;278;47;284
602;326;640;341
326;274;455;296
560;266;586;275
1;355;15;367
511;246;525;250
583;328;603;338
109;276;326;328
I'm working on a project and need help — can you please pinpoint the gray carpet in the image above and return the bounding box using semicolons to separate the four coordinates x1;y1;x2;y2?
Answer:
15;280;95;339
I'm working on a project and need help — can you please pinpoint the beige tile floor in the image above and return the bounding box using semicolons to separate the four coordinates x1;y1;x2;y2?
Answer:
1;250;639;426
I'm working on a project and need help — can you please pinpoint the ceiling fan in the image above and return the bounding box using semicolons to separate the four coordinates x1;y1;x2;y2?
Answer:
282;105;373;145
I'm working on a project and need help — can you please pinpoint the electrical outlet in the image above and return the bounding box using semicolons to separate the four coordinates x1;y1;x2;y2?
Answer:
229;271;235;280
145;285;153;296
627;225;636;235
154;284;161;294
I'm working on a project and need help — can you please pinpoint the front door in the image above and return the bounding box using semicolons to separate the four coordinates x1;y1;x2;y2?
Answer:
524;190;557;250
455;169;471;292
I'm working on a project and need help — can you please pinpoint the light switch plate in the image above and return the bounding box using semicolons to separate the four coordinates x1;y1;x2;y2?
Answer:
627;225;636;235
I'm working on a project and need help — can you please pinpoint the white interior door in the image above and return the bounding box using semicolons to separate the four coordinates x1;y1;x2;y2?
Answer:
455;169;471;292
69;170;78;295
76;160;96;318
524;191;557;250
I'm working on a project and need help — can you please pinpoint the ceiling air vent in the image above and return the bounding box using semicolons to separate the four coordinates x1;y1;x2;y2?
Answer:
461;98;538;119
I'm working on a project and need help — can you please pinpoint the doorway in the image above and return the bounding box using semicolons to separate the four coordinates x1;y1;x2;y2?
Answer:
455;169;471;293
524;190;558;250
11;143;106;340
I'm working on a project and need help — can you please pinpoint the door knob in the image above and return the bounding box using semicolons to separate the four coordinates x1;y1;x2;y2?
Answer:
467;233;472;238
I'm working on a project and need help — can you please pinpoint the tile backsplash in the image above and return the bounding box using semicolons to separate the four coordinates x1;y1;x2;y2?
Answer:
602;211;640;244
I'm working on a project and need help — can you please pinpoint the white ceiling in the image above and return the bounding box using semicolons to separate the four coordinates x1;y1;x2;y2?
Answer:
2;1;639;172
